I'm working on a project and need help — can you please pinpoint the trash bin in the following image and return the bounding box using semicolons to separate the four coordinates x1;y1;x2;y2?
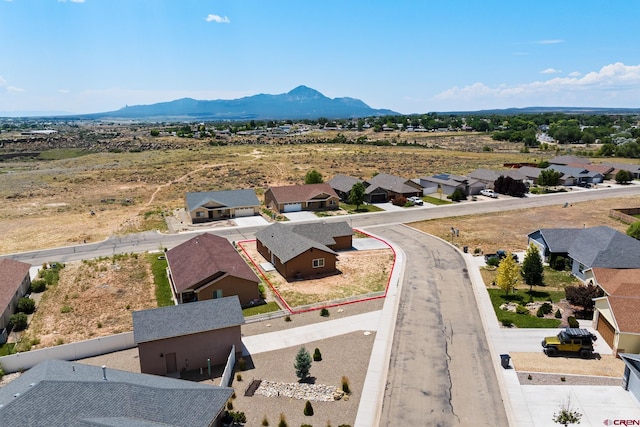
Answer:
500;354;511;369
463;246;468;253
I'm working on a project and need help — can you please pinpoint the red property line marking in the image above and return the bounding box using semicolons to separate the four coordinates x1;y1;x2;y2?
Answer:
236;228;397;315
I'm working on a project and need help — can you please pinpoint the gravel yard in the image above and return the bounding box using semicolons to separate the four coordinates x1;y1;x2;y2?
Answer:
510;352;625;378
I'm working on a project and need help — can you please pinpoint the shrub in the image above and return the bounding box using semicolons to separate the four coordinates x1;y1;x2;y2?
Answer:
313;348;322;361
448;188;467;202
551;256;569;271
278;413;288;427
540;302;553;315
30;279;47;293
391;195;407;206
61;305;72;314
567;316;579;328
226;400;233;410
17;297;36;314
285;315;292;322
486;257;500;267
236;373;242;381
515;305;529;315
501;319;513;327
0;363;4;380
303;400;314;416
301;424;313;427
536;307;544;317
341;375;351;394
237;357;246;371
555;309;562;319
228;411;246;424
10;313;28;331
320;308;329;317
474;247;482;254
262;415;269;426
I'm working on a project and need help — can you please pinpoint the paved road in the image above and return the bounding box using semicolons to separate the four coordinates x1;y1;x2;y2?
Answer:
4;184;639;266
374;225;508;426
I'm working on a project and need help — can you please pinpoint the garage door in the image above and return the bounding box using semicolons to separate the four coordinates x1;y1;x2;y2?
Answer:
234;208;255;218
283;203;302;213
597;314;616;349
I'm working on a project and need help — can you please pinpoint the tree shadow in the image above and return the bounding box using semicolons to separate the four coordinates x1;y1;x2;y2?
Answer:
299;376;316;384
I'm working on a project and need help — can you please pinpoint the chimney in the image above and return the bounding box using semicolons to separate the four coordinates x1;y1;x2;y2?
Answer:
102;365;108;381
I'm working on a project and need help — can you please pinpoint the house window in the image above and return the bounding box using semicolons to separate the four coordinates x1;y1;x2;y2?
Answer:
578;263;585;274
312;258;325;268
213;289;223;299
196;211;204;218
329;199;336;205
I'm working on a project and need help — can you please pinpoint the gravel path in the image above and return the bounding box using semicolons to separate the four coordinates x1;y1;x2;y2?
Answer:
517;371;622;386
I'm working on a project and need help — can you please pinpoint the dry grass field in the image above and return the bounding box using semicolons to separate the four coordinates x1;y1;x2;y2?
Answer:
0;132;545;254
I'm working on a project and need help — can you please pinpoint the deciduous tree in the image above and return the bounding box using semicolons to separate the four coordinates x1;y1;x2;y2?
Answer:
304;169;323;184
496;253;519;295
615;169;633;184
348;182;366;210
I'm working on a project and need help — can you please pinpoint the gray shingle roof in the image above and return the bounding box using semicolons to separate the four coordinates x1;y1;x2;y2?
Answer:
364;173;420;195
255;221;352;263
546;165;602;179
0;359;232;427
532;226;640;269
133;296;244;344
327;174;363;193
185;189;259;212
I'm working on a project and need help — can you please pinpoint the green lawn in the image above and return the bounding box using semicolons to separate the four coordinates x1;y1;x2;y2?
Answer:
423;195;453;205
147;253;174;307
339;203;384;213
242;301;281;316
487;289;562;328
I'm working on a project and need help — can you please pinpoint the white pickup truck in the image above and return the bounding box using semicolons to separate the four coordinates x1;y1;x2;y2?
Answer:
480;189;498;198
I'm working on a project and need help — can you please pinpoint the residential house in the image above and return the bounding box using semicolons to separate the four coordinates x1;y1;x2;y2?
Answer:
468;168;527;189
602;162;640;179
517;166;544;185
620;353;640;402
0;359;232;427
545;165;604;186
567;162;614;180
166;233;260;305
527;226;640;280
264;183;340;213
363;173;423;203
133;296;244;376
0;258;31;341
256;221;353;281
185;189;260;224
549;155;590;166
327;174;364;202
418;173;483;196
586;268;640;356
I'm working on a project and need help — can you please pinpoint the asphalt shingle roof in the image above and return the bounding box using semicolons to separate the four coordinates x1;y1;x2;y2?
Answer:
364;173;419;195
166;233;259;293
266;183;339;204
185;189;259;212
327;174;363;193
0;258;31;315
133;296;244;343
0;359;232;427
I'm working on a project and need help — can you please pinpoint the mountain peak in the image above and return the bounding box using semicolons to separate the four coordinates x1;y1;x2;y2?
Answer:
287;85;325;99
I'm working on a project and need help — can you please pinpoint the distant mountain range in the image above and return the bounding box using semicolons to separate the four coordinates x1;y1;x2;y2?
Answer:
78;86;399;121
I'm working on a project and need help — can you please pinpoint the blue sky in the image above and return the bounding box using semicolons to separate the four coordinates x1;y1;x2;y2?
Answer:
1;0;640;115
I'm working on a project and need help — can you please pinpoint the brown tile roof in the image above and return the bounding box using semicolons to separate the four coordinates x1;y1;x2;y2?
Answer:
608;296;640;334
166;233;259;292
591;268;640;297
266;183;338;204
0;258;31;312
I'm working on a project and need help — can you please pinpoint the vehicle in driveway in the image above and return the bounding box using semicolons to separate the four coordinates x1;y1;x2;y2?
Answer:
484;250;518;264
541;328;597;358
480;189;498;198
408;196;424;205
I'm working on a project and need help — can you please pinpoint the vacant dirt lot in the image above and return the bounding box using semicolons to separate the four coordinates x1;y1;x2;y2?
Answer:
510;352;625;377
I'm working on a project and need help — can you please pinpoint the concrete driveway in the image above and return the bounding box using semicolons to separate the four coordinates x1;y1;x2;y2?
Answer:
281;211;319;221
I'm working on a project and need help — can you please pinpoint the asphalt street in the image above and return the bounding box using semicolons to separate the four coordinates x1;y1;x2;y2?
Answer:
373;225;508;426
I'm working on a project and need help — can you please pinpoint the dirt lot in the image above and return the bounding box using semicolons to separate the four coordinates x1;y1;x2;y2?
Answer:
510;352;625;377
240;241;394;308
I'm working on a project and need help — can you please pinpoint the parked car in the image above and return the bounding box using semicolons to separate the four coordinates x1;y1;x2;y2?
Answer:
484;250;518;264
480;189;498;198
541;328;596;358
408;196;424;205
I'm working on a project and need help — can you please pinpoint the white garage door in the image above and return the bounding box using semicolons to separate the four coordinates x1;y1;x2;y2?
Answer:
283;203;302;213
234;208;255;218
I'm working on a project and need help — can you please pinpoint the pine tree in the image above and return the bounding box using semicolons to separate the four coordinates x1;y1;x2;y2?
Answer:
294;347;312;380
496;252;519;295
521;243;544;292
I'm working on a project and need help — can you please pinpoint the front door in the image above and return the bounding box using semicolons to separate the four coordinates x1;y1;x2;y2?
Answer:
165;352;177;374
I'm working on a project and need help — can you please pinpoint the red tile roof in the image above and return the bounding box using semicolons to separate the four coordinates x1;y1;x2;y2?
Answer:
166;233;259;292
266;183;338;204
0;258;31;313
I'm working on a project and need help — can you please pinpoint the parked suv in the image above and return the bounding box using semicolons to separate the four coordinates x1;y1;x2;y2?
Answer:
480;189;498;198
541;328;597;358
408;196;424;205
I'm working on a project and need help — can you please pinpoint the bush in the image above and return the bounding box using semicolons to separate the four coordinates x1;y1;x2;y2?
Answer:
555;309;562;319
313;348;322;361
0;363;4;380
17;297;36;314
341;375;351;394
237;357;246;371
536;307;544;317
486;257;500;267
320;308;329;317
501;319;513;327
567;316;579;328
10;313;28;331
391;195;407;206
285;315;292;322
448;188;467;202
30;279;47;293
301;425;313;427
227;411;246;424
278;413;288;427
303;400;314;416
540;302;553;315
515;305;529;315
551;255;569;271
226;401;233;410
262;415;269;426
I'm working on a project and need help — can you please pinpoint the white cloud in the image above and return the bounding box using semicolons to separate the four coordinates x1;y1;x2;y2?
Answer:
0;75;23;93
58;89;70;94
532;39;564;44
541;68;562;74
568;71;581;77
433;62;640;108
205;14;230;24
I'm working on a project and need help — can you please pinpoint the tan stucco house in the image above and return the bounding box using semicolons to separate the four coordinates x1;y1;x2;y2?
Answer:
263;183;339;213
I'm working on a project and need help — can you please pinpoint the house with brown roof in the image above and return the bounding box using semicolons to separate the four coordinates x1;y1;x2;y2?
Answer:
363;173;423;203
587;268;640;356
328;174;364;201
255;221;353;281
166;233;260;306
133;296;244;376
264;183;340;213
185;189;260;224
0;258;31;340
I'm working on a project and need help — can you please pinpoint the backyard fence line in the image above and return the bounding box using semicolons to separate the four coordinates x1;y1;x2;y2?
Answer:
0;332;135;374
293;291;386;314
219;345;236;387
609;208;640;224
244;310;288;323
